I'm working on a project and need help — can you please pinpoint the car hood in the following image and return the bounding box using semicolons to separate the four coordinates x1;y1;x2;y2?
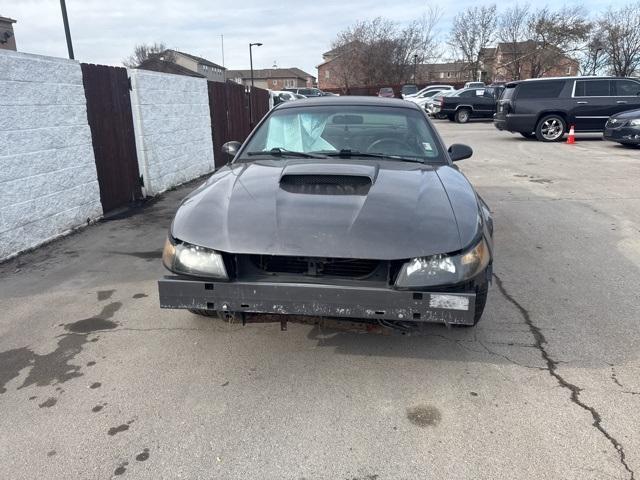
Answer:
612;108;640;120
170;160;481;260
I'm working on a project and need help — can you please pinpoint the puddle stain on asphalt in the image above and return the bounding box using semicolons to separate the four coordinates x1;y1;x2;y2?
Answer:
108;424;130;436
64;302;121;333
47;450;56;457
114;462;128;476
114;250;162;261
406;405;442;427
96;289;115;301
90;382;101;389
38;397;57;408
86;361;96;367
133;293;148;299
0;334;88;393
92;404;104;412
136;448;150;462
0;302;122;395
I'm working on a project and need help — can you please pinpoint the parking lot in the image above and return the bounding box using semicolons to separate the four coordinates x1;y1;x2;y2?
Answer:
1;120;639;480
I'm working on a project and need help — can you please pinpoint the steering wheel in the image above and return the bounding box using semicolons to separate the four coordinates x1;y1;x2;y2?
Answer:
366;138;411;154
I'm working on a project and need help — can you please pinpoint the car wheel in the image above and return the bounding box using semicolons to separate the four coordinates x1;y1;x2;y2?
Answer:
535;115;566;142
455;108;471;124
519;132;536;139
188;309;218;317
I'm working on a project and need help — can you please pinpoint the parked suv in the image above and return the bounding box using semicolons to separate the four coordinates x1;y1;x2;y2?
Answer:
494;77;640;141
441;87;502;123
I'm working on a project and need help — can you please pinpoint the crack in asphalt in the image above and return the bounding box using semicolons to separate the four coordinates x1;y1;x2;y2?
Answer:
493;273;635;480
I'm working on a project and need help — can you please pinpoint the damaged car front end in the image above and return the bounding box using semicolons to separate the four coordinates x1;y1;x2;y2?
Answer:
158;97;493;327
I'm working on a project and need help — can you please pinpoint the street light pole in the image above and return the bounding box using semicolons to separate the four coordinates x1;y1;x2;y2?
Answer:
248;42;262;127
413;54;418;82
59;0;74;59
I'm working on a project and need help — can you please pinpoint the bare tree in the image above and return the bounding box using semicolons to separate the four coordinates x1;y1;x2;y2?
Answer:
579;34;608;76
448;4;498;81
329;13;443;89
598;3;640;77
525;7;590;78
498;4;530;80
123;42;175;68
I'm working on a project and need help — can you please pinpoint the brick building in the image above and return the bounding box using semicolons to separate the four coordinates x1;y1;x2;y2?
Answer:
226;68;315;90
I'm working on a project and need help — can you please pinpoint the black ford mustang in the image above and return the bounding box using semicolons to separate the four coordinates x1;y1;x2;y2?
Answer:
158;97;493;328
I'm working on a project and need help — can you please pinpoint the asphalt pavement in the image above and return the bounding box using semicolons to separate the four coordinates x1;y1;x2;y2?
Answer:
1;120;639;480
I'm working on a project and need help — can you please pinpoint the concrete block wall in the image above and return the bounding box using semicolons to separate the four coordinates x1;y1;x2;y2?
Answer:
0;50;102;261
129;69;215;196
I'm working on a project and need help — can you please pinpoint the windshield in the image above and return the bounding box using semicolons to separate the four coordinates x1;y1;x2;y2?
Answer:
240;105;444;163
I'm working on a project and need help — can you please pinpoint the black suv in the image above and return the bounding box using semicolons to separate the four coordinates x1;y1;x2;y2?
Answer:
441;87;504;123
494;77;640;141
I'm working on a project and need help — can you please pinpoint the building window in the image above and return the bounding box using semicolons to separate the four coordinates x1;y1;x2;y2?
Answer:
566;65;572;75
273;80;277;85
325;70;330;78
285;79;295;88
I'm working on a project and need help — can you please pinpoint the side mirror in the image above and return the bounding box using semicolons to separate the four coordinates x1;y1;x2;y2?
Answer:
448;143;473;162
222;141;241;160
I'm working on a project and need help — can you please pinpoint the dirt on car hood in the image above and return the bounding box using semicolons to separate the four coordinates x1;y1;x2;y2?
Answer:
170;160;480;260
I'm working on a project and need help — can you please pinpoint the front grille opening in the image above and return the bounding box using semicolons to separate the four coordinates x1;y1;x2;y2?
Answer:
280;174;371;195
250;255;380;278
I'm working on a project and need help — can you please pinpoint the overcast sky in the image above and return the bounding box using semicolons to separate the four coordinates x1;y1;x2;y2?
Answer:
3;0;609;77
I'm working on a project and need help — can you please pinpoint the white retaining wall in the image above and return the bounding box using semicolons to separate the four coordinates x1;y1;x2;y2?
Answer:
0;50;102;261
129;69;215;196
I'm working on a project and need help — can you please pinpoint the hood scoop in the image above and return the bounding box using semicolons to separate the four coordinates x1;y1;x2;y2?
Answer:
279;162;376;195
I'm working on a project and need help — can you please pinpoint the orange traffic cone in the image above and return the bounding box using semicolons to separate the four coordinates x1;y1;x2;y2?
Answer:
567;125;576;144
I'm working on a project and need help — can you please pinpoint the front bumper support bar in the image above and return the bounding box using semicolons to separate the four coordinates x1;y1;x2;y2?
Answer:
158;277;476;326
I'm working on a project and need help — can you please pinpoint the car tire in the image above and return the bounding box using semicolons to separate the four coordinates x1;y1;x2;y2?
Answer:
535;115;566;142
519;132;536;139
455;108;471;124
188;309;218;317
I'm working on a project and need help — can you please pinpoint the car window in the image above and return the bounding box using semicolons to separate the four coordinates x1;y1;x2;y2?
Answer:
575;80;612;97
502;86;516;100
614;80;640;96
516;80;565;99
240;105;445;162
459;90;476;98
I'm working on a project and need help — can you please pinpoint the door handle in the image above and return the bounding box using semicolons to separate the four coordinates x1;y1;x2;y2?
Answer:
576;101;588;104
617;101;628;104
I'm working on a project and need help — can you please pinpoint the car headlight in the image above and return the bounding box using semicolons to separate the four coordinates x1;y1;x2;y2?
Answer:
395;238;490;288
162;237;228;279
629;119;640;127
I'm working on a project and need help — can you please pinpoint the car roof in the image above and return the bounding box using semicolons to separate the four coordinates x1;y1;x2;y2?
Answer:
505;76;633;87
275;95;421;110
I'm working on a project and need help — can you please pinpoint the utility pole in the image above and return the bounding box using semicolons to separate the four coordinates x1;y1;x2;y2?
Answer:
59;0;74;59
248;42;262;127
220;34;225;68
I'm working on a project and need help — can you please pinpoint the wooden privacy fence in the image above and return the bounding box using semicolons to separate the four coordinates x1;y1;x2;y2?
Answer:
81;63;142;213
207;81;271;169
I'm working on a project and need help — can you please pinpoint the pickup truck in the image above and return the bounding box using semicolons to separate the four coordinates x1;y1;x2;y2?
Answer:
441;87;503;123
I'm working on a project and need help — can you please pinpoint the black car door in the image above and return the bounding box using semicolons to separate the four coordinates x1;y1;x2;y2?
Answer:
572;79;615;131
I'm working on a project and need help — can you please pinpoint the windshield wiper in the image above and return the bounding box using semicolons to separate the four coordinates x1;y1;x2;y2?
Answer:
318;149;424;163
246;147;327;159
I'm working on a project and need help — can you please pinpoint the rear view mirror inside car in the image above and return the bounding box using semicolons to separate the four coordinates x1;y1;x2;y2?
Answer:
332;115;364;124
